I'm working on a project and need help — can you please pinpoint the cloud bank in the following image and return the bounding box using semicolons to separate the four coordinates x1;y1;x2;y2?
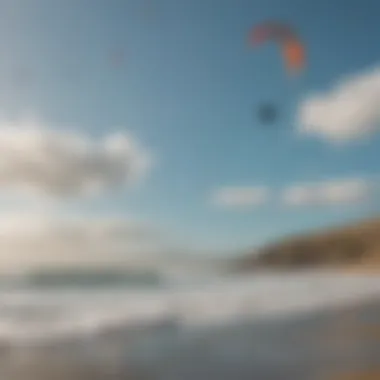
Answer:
214;178;376;210
0;117;151;199
212;186;270;209
0;212;170;273
0;117;162;273
282;178;374;207
298;66;380;143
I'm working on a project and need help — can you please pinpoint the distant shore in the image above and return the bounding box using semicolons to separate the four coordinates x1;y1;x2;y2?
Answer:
231;217;380;273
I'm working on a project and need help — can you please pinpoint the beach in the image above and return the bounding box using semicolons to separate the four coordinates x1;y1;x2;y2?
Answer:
0;272;380;380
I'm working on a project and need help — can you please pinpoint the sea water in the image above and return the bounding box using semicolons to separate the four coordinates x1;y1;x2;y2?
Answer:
1;270;380;379
0;270;380;344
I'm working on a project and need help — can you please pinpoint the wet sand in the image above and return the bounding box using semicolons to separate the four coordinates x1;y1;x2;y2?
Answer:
326;372;380;380
1;297;380;380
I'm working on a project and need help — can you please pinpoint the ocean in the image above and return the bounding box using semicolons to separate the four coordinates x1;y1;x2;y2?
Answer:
1;270;380;379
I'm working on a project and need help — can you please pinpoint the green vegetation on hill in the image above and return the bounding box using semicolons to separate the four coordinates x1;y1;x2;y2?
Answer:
233;217;380;271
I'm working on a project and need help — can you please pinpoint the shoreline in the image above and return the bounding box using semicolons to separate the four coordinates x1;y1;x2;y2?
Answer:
1;294;380;380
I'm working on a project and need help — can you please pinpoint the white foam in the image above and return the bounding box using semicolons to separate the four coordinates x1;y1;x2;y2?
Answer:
0;272;380;345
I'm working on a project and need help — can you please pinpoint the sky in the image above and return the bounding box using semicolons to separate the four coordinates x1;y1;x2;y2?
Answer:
0;0;380;271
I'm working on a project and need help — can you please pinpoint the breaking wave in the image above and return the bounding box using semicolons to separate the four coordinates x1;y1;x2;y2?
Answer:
0;271;380;346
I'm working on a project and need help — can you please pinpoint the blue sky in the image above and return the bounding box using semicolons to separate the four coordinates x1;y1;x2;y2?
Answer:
1;0;380;256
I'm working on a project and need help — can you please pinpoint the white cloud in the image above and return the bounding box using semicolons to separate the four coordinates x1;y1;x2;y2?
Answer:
212;186;270;209
0;116;152;199
298;66;380;143
282;178;374;207
0;211;171;274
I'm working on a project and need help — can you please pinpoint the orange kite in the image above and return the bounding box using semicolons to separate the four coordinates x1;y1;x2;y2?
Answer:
249;21;306;75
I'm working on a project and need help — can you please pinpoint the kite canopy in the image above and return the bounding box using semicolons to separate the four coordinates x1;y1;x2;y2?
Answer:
249;21;306;74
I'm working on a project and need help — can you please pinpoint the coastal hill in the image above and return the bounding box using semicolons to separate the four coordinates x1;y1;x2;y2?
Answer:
232;217;380;272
